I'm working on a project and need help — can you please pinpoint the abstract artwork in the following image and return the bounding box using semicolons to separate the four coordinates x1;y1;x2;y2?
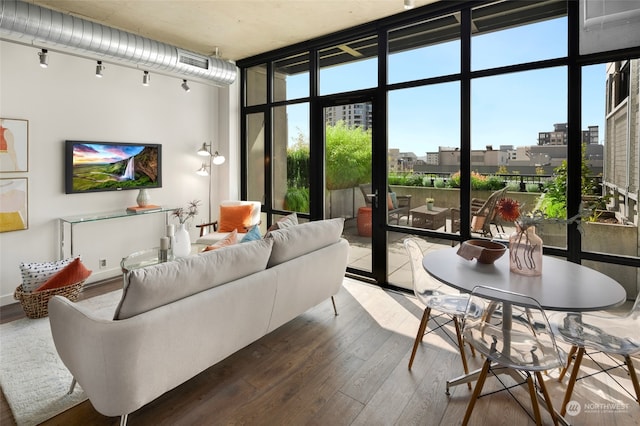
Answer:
0;178;28;232
1;118;29;172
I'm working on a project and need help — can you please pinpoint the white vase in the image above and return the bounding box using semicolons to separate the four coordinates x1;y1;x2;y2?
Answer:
136;189;150;207
173;224;191;258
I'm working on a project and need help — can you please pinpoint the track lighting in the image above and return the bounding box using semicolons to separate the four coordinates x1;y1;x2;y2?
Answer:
142;71;150;86
404;0;415;10
181;79;190;92
38;49;48;68
95;61;104;78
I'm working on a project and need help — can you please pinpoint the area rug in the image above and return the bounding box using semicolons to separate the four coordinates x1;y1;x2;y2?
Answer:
0;290;122;426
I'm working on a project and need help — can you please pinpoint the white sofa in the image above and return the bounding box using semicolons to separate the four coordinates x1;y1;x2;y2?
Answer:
48;218;348;425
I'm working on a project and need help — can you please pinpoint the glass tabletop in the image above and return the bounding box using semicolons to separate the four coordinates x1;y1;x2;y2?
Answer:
121;244;207;273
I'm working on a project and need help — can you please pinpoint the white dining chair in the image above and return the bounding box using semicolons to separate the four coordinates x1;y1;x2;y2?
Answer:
404;238;475;384
550;292;640;415
461;286;564;426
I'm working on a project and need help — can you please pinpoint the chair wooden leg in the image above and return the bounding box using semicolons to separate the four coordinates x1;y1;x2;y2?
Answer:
331;296;338;316
408;307;431;370
462;359;491;426
561;346;585;416
558;345;578;382
526;373;543;426
536;371;559;426
624;355;640;405
453;317;472;390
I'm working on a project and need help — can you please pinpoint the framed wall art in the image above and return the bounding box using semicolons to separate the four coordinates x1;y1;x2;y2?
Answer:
0;178;28;232
1;118;29;172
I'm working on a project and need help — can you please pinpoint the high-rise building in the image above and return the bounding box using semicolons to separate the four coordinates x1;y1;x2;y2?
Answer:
538;122;599;145
324;103;373;130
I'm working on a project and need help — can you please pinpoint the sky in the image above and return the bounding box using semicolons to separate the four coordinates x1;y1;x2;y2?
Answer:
73;143;144;164
283;16;607;157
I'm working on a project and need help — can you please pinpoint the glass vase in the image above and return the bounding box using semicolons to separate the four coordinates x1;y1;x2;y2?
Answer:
509;224;543;276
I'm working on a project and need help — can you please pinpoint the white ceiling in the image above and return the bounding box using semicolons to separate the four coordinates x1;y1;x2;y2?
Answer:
29;0;438;62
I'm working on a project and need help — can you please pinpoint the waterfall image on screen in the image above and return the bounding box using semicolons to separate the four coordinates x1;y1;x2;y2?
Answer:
121;157;135;180
65;141;161;193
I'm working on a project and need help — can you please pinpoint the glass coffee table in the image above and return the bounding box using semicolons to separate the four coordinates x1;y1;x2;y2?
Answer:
121;244;207;273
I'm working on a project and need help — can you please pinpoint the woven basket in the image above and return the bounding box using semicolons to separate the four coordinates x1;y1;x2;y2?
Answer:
13;280;85;319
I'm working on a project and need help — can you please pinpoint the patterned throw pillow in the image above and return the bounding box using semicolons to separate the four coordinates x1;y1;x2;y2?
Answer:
20;256;78;292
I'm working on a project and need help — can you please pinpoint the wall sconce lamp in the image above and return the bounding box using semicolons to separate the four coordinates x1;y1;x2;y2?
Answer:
404;0;415;10
38;49;48;68
142;71;150;86
181;79;190;92
196;142;225;222
95;60;105;78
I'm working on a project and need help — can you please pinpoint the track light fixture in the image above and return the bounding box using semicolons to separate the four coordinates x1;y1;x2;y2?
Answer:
181;79;190;92
142;71;150;86
404;0;415;10
95;60;104;78
38;49;48;68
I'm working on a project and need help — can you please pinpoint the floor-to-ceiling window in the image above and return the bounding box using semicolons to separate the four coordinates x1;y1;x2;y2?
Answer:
239;0;640;298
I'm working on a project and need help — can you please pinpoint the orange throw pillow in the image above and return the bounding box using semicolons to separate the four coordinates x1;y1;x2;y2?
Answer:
218;204;253;232
35;258;92;291
387;193;394;209
204;229;238;251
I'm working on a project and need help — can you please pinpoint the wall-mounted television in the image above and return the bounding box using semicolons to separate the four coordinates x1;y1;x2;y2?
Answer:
65;140;162;194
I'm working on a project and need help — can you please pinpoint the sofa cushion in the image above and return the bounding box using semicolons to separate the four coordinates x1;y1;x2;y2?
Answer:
113;238;274;320
35;258;92;291
218;204;253;232
266;212;298;233
265;218;344;268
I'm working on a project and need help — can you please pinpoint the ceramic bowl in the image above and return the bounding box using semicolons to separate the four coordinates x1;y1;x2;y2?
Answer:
462;239;507;264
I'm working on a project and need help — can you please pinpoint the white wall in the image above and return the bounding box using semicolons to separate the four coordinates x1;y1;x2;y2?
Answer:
0;41;239;306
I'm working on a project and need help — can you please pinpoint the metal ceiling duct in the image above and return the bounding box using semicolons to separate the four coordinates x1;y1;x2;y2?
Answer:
0;0;237;86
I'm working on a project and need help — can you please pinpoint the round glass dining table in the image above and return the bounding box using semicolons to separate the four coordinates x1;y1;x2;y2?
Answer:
422;246;627;312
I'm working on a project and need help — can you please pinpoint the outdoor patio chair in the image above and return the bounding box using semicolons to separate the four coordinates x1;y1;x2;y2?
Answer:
359;183;411;225
450;186;508;238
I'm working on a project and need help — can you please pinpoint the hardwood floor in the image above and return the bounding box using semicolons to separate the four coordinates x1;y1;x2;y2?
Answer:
1;278;638;425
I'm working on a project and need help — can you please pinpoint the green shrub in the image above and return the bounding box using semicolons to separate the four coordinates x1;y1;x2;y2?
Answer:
283;187;309;213
325;121;372;190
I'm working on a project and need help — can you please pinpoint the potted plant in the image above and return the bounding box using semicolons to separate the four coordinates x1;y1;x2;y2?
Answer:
425;197;435;211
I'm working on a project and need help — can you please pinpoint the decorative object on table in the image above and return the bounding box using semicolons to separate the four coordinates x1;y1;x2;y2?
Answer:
136;188;150;207
126;204;161;213
172;200;200;258
0;177;28;232
159;236;170;262
1;118;29;172
166;224;175;257
425;197;434;211
496;197;543;276
456;239;506;264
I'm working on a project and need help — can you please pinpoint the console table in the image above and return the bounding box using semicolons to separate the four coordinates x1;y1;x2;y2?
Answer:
59;207;175;259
